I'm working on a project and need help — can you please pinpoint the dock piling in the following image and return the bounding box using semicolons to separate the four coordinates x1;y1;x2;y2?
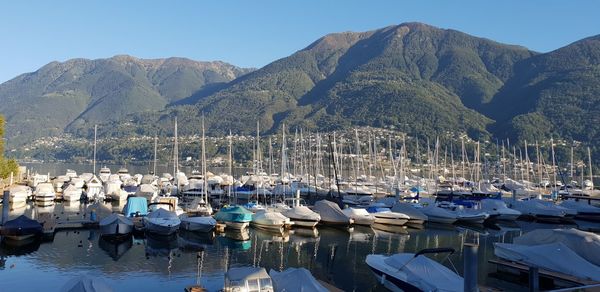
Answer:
529;266;539;292
2;190;9;225
463;243;479;292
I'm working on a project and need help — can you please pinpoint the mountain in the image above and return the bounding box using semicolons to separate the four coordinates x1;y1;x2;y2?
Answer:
0;55;253;145
487;35;600;143
183;22;535;139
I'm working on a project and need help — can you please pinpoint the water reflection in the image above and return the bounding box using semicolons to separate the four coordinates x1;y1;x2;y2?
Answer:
0;202;598;291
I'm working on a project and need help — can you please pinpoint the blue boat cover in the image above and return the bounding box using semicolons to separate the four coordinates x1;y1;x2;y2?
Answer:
214;206;253;222
366;207;391;213
123;197;148;217
0;215;42;236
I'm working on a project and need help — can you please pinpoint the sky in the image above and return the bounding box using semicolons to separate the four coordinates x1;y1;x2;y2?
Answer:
1;0;599;83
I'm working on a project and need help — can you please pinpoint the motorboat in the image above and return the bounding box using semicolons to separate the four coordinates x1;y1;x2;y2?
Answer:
214;205;254;230
9;185;31;205
559;199;600;221
122;197;149;217
105;177;125;201
243;201;267;213
269;267;328;292
366;248;463;292
509;199;566;223
143;208;181;235
224;267;273;292
313;200;352;226
494;242;600;281
135;183;159;202
391;202;428;225
420;205;458;224
251;210;292;232
34;182;56;206
436;202;489;224
0;215;42;240
342;208;376;226
181;197;213;216
86;175;104;201
366;206;409;226
99;213;133;238
282;206;321;228
180;215;217;232
62;184;82;202
99;166;111;182
513;228;600;266
479;199;521;221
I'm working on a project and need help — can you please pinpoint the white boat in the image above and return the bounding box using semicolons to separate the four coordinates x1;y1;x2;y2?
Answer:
135;183;159;202
436;202;489;224
9;185;31;204
480;199;521;221
86;175;104;201
224;267;273;292
282;206;321;228
366;206;409;226
143;208;181;235
494;242;600;281
420;205;457;224
251;210;292;232
391;202;428;225
34;182;56;206
105;177;124;201
62;184;82;202
269;267;329;292
180;215;216;232
313;200;352;226
366;248;463;292
342;208;375;226
559;199;600;221
99;166;111;182
99;213;133;238
509;199;566;222
513;228;600;266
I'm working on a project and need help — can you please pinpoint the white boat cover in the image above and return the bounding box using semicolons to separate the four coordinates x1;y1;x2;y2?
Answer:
421;206;457;220
253;211;289;225
559;200;600;214
494;242;600;281
99;213;133;228
283;206;321;221
60;275;113;292
391;203;428;221
510;199;565;217
480;199;521;216
380;253;463;292
513;228;600;266
269;267;328;292
313;200;348;223
181;216;216;226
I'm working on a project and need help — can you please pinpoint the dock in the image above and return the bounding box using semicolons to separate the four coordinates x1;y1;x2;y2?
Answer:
38;212;98;236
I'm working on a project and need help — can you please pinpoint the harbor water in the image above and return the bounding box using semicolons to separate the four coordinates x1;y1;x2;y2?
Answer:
1;202;598;291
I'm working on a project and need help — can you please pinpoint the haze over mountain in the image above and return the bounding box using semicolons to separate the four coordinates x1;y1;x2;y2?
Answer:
1;22;600;154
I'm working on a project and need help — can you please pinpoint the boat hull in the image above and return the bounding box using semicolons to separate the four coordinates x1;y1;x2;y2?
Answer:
426;215;457;224
288;218;319;228
373;217;408;226
225;221;250;230
100;222;133;237
180;221;215;232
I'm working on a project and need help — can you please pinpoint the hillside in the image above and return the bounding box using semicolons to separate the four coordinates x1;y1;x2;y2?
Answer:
0;55;253;145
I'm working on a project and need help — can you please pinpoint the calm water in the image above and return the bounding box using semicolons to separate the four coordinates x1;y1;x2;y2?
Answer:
2;202;598;292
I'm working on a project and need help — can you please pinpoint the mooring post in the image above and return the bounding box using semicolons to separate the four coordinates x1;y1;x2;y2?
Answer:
464;243;479;292
529;266;539;292
2;190;9;226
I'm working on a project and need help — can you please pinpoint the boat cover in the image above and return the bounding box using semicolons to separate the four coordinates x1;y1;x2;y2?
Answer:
269;267;328;292
181;216;217;226
60;275;113;292
391;203;428;221
99;213;133;228
214;206;254;222
147;208;178;220
253;211;289;224
382;253;463;292
494;242;600;281
559;200;600;214
342;207;374;218
509;199;565;217
421;206;457;219
513;228;600;266
0;215;42;236
313;200;348;223
282;206;320;221
480;199;521;216
122;197;148;217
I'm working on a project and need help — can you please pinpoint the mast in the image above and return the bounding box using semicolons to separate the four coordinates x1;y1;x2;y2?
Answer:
228;130;233;201
201;115;207;202
173;117;179;175
153;135;158;175
570;146;574;181
588;147;593;186
93;124;97;174
550;137;557;188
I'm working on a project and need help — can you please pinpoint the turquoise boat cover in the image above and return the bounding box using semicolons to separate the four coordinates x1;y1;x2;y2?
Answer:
123;197;148;217
214;206;253;222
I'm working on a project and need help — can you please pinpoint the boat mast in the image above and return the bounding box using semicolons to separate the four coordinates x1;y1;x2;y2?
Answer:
228;130;233;202
201;115;208;203
588;147;593;186
93;124;97;174
173;117;179;175
153;135;158;175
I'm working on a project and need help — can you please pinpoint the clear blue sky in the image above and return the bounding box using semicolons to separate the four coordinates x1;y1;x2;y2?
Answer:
1;0;599;83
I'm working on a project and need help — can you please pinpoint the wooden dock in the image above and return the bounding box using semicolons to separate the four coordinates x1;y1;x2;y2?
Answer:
38;212;98;236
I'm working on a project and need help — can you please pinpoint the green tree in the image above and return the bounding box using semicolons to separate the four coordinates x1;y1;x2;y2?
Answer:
0;115;19;179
